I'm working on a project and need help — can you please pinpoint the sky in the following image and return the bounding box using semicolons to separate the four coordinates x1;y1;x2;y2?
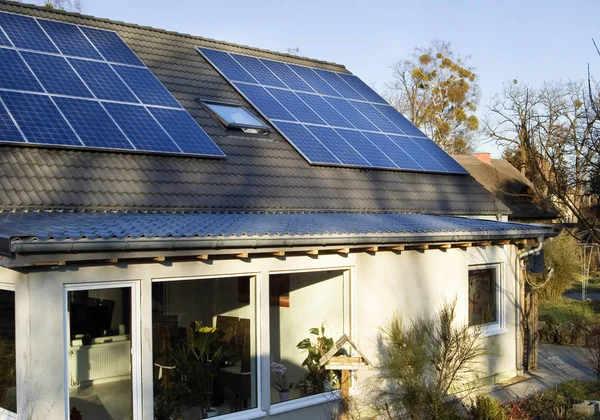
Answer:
75;0;600;156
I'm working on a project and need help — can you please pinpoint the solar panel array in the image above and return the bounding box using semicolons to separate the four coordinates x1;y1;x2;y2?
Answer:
199;47;467;174
0;12;224;157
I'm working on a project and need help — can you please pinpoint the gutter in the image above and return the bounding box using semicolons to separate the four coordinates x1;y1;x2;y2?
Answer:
8;228;555;256
515;237;544;374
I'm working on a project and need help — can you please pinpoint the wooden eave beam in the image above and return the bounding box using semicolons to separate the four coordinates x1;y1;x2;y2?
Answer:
273;251;285;257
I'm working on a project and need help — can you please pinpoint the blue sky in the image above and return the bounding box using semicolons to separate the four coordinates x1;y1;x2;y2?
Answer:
80;0;599;156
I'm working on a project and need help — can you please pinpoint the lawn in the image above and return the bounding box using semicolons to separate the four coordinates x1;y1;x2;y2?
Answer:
539;298;598;325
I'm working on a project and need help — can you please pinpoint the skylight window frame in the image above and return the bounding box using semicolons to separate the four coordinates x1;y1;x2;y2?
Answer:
201;99;271;133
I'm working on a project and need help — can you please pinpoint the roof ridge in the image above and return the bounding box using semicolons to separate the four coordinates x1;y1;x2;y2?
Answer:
0;0;348;71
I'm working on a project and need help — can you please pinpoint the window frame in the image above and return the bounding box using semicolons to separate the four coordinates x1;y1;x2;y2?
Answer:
468;264;506;337
0;284;16;420
201;99;271;133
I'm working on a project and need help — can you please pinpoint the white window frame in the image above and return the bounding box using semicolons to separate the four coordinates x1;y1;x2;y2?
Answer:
0;284;16;420
63;281;142;420
468;264;506;337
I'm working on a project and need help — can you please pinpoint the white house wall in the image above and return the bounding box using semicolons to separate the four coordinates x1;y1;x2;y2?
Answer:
12;244;518;419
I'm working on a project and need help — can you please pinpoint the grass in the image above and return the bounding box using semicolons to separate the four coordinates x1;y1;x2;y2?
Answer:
539;297;599;325
564;275;600;295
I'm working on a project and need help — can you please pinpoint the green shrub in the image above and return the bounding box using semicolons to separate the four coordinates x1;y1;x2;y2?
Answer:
534;231;581;301
468;394;506;420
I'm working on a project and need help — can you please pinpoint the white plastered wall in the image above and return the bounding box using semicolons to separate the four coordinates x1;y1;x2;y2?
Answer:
7;243;518;419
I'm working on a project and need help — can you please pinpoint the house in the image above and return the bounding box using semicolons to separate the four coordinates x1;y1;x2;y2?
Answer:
0;2;555;419
453;153;559;224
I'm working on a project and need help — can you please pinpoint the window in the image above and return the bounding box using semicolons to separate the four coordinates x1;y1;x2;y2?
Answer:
269;270;348;405
152;276;257;418
203;101;269;133
468;265;503;334
0;288;16;416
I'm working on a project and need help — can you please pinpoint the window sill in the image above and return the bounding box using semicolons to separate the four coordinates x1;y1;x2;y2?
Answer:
269;391;340;416
216;408;266;420
480;326;508;337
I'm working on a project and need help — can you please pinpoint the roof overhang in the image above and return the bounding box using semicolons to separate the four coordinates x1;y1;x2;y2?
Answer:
0;211;556;267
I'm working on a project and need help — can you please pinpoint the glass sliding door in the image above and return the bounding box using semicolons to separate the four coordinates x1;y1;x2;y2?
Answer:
66;283;140;420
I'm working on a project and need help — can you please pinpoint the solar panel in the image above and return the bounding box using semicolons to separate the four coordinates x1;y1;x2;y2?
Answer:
37;19;103;60
0;91;81;146
78;26;143;66
0;102;25;143
0;49;43;92
200;47;467;174
21;52;93;97
54;97;133;150
0;11;58;53
0;12;224;158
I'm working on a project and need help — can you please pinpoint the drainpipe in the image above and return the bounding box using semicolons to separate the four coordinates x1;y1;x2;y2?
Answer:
515;236;544;373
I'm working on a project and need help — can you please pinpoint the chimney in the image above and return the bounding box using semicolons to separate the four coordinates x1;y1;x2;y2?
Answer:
473;152;491;165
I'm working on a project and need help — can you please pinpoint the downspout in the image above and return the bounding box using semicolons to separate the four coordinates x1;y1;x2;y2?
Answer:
515;236;544;374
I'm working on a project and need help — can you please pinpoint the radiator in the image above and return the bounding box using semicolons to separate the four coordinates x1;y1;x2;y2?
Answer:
69;340;131;386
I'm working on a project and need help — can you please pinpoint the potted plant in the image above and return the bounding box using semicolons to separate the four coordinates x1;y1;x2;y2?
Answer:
270;362;293;402
296;324;340;393
173;322;228;419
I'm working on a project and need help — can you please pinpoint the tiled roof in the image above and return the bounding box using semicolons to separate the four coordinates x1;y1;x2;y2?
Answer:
0;211;553;254
0;1;509;216
453;155;558;220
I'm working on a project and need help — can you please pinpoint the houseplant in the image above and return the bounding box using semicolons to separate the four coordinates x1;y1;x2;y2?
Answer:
296;324;339;394
270;362;293;402
173;322;228;419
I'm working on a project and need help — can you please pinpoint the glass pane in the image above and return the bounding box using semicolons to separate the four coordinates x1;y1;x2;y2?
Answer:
68;287;133;419
468;268;497;326
269;271;346;404
205;103;266;128
152;277;257;418
0;289;16;414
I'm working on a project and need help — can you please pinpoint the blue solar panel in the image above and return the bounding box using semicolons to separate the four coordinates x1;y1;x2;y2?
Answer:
363;132;422;171
325;98;378;131
388;135;446;172
335;129;396;168
202;48;467;173
148;108;225;156
54;97;133;150
305;125;369;166
260;59;314;92
68;58;139;103
37;20;103;60
103;103;179;153
272;121;339;163
0;13;225;159
0;49;43;92
295;93;353;128
267;88;324;125
231;54;287;88
287;64;340;96
313;69;364;101
79;26;143;66
375;105;425;137
349;101;402;134
112;65;180;108
0;91;81;146
21;52;93;97
0;12;58;53
0;27;10;46
199;48;257;84
337;74;387;104
234;82;296;121
409;136;467;173
0;102;25;143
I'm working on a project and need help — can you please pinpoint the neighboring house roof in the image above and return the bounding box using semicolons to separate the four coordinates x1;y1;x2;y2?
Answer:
0;1;509;216
0;211;551;257
452;155;558;220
